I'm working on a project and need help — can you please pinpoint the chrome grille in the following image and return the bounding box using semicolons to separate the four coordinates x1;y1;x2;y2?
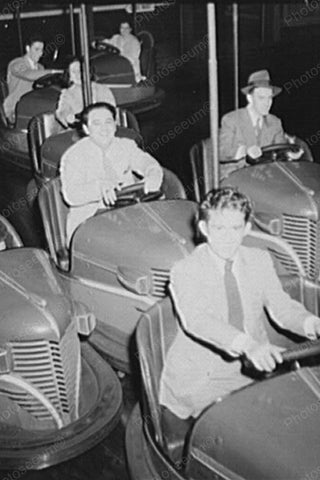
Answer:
282;214;318;279
151;268;170;297
3;320;80;425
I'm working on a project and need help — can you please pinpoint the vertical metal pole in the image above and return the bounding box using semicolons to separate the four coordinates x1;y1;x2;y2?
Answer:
69;3;76;56
15;6;24;55
79;3;92;106
207;2;219;189
232;3;239;109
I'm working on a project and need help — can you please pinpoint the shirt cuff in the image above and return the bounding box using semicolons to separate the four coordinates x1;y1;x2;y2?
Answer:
229;332;256;356
303;316;320;339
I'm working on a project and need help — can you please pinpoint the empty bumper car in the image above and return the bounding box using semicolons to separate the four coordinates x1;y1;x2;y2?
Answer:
126;241;320;479
0;216;122;470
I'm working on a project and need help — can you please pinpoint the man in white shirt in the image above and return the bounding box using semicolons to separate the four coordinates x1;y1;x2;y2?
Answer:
4;34;59;123
159;186;320;419
60;102;163;243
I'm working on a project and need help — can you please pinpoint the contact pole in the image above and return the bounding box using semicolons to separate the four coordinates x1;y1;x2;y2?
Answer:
79;3;92;106
207;2;219;189
69;3;76;56
232;3;239;109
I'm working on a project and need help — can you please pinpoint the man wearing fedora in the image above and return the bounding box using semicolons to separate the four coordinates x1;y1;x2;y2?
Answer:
219;70;300;176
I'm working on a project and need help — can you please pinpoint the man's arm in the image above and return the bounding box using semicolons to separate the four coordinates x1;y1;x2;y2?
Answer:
219;112;246;162
126;140;163;192
272;116;287;144
261;250;320;336
9;59;56;82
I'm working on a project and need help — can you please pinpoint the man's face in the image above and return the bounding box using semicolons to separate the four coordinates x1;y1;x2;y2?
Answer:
85;107;116;147
26;41;44;63
248;87;273;116
200;208;250;260
120;22;131;37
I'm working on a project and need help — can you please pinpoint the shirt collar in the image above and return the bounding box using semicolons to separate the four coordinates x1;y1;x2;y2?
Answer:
205;243;240;276
25;55;37;70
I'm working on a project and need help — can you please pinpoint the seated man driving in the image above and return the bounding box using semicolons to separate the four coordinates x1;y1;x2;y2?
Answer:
60;102;163;244
219;70;302;177
159;186;320;419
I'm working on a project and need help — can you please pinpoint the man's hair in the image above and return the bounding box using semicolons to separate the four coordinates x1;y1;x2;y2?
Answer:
26;34;44;47
81;102;117;126
198;186;253;224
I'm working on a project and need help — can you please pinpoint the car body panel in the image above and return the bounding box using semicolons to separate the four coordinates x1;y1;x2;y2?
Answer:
189;368;320;480
0;234;122;469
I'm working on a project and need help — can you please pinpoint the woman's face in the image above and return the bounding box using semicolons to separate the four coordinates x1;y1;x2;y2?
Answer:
69;60;81;85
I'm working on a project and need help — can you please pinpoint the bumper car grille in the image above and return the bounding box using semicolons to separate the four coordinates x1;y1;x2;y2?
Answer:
151;268;170;297
3;320;80;426
282;214;318;279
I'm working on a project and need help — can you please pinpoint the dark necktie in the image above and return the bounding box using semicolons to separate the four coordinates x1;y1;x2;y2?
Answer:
224;260;244;331
255;117;263;145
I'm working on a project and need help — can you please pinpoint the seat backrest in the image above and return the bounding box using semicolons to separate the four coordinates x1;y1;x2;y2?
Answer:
161;167;187;200
136;296;179;449
294;136;314;162
137;30;155;78
0;76;8;103
38;177;70;271
116;107;140;133
28;112;63;176
189;138;216;203
0;76;9;128
0;215;23;250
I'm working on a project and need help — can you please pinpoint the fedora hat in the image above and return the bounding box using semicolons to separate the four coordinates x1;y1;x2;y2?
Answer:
241;70;282;96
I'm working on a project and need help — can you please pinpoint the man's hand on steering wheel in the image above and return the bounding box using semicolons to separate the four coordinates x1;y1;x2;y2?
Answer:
243;341;285;372
247;145;262;160
102;184;119;206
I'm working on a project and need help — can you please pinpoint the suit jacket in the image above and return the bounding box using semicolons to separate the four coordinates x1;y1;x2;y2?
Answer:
159;243;312;418
219;107;286;175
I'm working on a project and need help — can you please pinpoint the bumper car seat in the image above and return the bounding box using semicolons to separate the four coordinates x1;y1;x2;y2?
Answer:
28;111;63;177
137;30;155;79
0;77;9;128
190;138;216;203
38;177;70;272
136;296;194;465
161;168;187;200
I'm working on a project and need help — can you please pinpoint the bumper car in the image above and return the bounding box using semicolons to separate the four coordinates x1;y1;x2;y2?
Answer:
37;174;195;372
0;215;122;470
190;139;320;316
126;235;320;480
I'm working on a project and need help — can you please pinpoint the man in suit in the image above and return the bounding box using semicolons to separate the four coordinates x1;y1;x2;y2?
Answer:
4;34;60;123
219;70;301;177
159;187;320;419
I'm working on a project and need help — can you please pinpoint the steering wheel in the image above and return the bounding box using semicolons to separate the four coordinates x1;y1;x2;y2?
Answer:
114;182;162;207
93;40;120;55
246;143;303;165
33;72;64;90
281;338;320;363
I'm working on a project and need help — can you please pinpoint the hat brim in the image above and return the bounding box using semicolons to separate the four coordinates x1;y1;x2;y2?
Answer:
241;84;282;97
